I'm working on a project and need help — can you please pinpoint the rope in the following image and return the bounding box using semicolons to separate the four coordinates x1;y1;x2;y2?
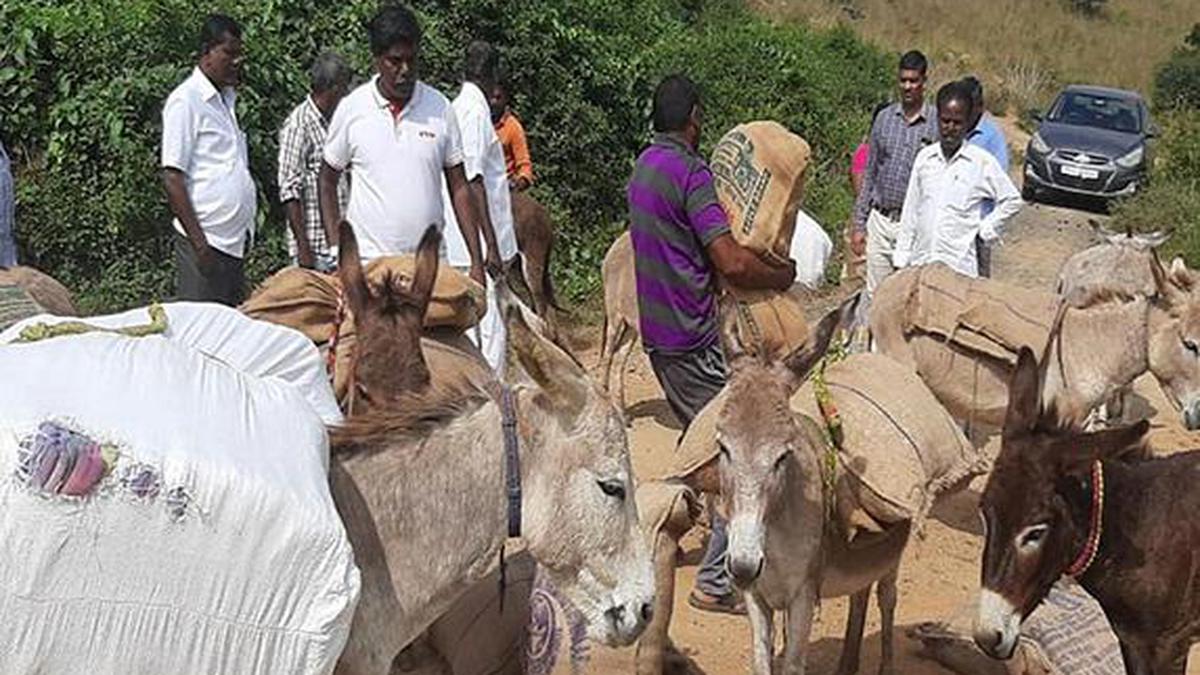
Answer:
11;304;168;343
810;331;849;522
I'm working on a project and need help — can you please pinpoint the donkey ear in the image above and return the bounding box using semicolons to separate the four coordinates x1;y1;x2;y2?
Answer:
338;221;370;320
1056;420;1151;475
717;292;750;367
1003;347;1042;438
1169;256;1193;291
782;293;859;389
408;225;441;322
506;300;589;422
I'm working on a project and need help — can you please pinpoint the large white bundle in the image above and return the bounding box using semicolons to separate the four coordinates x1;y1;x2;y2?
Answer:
0;303;358;675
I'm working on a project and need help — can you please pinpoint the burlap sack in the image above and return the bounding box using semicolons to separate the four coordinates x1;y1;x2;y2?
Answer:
912;579;1124;675
672;353;983;533
879;264;1057;367
728;287;809;361
0;266;78;321
711;121;811;265
241;259;484;339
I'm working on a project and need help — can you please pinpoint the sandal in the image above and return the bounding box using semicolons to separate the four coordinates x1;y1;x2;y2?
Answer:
688;590;747;616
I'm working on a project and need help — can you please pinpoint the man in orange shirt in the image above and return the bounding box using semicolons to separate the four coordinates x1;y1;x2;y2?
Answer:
488;79;534;191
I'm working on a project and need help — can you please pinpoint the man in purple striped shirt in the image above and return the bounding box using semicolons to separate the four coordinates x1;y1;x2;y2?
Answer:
627;75;794;615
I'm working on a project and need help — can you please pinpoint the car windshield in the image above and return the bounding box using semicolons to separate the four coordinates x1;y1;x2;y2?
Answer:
1047;92;1142;133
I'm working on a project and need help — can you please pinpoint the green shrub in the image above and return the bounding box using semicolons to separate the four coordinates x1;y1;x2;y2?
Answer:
1;0;890;312
1155;25;1200;110
1110;109;1200;265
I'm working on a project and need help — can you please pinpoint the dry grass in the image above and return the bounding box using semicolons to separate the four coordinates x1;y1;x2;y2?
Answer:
754;0;1197;112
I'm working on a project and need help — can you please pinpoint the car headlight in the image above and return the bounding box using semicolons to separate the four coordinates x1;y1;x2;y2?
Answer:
1115;146;1144;169
1030;132;1051;155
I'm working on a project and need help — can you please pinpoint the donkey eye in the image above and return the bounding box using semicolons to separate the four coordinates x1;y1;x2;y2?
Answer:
718;444;731;461
1017;524;1049;550
598;479;626;501
773;453;789;472
1184;338;1199;356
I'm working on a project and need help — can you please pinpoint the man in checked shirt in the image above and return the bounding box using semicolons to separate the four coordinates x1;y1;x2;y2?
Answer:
277;52;352;271
849;50;939;303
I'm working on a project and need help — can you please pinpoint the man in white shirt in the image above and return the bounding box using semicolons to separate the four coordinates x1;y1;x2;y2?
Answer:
443;41;520;374
161;14;257;306
319;5;498;286
893;80;1021;278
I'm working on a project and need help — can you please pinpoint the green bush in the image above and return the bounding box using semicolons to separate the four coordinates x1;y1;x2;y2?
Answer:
1110;109;1200;265
1155;25;1200;110
1;0;890;312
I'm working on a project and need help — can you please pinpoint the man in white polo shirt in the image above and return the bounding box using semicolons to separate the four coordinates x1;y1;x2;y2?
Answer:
161;14;257;306
319;5;498;286
443;40;520;374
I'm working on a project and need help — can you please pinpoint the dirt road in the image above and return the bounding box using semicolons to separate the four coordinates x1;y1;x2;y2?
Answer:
568;197;1200;673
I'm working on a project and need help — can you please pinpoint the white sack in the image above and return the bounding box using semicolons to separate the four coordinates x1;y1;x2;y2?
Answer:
790;209;833;289
0;303;358;675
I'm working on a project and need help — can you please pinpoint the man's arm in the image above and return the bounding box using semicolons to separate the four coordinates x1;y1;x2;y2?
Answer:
891;159;924;269
445;164;487;284
509;117;534;190
278;116;315;267
706;234;795;291
162;168;212;269
979;156;1022;242
470;177;501;273
318;161;344;247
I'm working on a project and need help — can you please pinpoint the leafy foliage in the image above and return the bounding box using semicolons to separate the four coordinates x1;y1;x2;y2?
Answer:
1111;109;1200;266
1;0;890;312
1155;24;1200;111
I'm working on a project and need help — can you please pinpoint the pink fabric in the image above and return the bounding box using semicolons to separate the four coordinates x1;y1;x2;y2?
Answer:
851;142;869;176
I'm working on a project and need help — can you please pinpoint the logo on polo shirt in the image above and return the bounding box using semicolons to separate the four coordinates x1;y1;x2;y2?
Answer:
418;130;436;139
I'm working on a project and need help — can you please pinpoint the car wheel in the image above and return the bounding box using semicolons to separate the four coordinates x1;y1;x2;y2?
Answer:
1021;181;1037;202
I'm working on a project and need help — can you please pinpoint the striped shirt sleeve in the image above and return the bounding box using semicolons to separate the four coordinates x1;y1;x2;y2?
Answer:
685;164;730;246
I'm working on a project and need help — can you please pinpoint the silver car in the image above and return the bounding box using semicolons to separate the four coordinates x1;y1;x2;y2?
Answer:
1023;85;1157;202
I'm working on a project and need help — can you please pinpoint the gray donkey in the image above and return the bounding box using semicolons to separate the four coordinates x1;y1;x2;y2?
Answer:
716;295;910;675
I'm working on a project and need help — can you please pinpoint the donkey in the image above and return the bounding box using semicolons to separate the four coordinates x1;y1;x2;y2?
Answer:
510;191;564;336
975;346;1200;675
328;287;655;675
717;295;911;675
599;231;639;413
871;256;1200;431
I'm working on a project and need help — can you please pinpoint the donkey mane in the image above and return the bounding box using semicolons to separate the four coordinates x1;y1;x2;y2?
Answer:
330;377;491;455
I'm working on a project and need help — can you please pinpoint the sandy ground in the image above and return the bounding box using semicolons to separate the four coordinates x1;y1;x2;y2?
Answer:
563;191;1200;673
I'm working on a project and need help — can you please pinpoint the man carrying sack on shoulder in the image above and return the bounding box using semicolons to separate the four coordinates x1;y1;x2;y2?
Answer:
627;74;794;616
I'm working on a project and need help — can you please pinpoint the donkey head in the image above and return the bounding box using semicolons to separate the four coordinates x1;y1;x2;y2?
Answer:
716;294;859;589
975;347;1149;660
504;299;654;647
1147;255;1200;429
338;221;438;411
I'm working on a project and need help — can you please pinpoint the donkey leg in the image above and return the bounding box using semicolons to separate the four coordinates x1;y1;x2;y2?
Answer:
601;321;623;395
876;570;899;675
781;585;817;675
1150;640;1189;675
747;592;777;675
834;587;870;675
635;528;682;675
617;328;635;414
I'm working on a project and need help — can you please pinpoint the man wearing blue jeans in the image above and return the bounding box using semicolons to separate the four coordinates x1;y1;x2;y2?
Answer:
0;138;16;268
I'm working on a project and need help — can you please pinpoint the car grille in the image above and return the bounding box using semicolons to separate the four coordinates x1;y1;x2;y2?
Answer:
1051;148;1111;165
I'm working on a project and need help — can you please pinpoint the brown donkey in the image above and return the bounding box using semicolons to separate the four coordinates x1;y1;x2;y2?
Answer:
975;346;1200;674
336;220;440;412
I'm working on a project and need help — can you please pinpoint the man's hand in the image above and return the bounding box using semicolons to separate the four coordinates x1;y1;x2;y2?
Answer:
192;239;217;276
469;263;486;286
509;176;531;192
849;228;867;257
485;249;504;280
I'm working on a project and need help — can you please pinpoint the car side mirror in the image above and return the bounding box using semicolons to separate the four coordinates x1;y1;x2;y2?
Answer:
1030;110;1043;123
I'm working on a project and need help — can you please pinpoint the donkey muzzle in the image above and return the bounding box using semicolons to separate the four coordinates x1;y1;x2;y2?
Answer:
974;589;1020;661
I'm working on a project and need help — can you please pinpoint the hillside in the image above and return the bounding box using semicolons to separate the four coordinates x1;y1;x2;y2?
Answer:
756;0;1197;112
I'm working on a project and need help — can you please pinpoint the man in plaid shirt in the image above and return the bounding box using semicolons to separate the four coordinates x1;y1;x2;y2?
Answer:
278;52;352;271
